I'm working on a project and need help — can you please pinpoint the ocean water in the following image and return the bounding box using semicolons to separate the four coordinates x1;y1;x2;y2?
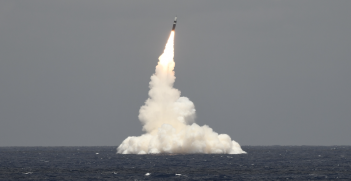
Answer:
0;146;350;180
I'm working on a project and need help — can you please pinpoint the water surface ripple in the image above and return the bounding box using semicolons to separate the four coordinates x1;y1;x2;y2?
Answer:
1;146;350;180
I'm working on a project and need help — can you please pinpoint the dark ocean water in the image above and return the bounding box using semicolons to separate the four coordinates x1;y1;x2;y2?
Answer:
0;146;350;180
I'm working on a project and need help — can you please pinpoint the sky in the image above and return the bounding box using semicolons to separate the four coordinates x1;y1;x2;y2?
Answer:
0;0;350;146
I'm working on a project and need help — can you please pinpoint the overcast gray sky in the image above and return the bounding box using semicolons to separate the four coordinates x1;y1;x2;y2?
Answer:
0;0;350;146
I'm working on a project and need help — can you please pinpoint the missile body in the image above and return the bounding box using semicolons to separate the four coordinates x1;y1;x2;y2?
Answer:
172;16;177;31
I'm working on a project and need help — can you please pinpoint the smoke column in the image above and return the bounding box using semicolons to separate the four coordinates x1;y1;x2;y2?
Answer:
117;31;246;154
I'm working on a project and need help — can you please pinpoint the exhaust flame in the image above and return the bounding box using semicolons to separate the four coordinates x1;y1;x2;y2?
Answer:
159;31;175;67
117;31;246;154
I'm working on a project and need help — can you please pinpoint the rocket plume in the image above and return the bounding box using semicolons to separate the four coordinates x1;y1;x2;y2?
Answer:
117;30;246;154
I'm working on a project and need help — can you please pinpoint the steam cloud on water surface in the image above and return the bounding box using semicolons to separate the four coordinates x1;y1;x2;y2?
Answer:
117;31;246;154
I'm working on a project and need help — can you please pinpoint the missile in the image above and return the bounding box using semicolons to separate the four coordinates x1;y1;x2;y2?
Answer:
172;16;177;31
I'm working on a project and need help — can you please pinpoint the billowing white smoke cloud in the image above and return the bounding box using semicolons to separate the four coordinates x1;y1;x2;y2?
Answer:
117;31;245;154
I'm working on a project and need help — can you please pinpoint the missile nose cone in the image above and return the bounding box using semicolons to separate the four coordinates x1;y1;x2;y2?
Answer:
174;16;177;21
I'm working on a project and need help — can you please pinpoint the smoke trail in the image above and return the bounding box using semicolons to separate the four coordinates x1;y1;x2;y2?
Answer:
117;31;245;154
